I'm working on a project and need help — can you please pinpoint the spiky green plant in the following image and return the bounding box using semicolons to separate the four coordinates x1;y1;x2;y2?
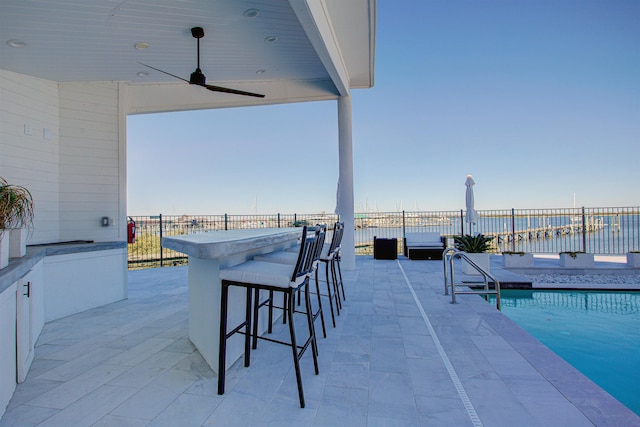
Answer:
453;234;494;253
0;177;34;234
560;251;585;259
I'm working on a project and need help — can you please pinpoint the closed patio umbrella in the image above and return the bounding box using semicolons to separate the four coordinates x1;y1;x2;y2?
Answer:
465;174;480;230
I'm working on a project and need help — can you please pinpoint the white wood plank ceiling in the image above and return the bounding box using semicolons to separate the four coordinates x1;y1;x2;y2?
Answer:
0;0;375;102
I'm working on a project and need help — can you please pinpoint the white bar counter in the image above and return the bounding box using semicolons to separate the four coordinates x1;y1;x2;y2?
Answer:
162;228;301;372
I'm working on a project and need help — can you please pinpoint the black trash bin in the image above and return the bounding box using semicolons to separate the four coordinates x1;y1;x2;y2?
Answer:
373;237;397;260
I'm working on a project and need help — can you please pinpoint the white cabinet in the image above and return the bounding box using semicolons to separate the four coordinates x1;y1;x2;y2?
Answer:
0;282;17;416
0;244;122;419
16;261;44;383
43;249;127;322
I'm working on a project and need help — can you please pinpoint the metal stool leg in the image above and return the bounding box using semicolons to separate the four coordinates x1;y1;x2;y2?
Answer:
287;290;305;408
244;287;252;366
252;289;276;349
330;258;341;312
218;283;253;395
304;281;320;370
217;283;229;395
321;262;337;327
313;269;327;338
335;254;346;301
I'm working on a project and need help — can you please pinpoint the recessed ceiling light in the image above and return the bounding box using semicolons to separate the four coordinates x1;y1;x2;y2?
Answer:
243;9;259;18
264;36;278;43
137;71;149;77
135;42;150;50
7;39;26;48
256;69;266;74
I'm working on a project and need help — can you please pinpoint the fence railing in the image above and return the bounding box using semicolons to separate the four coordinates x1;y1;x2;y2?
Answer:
127;206;640;269
127;213;339;269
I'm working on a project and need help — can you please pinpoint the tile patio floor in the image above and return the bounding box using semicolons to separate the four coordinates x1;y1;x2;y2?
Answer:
1;256;638;426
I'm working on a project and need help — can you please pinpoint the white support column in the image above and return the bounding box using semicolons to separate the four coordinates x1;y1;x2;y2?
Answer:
337;95;355;270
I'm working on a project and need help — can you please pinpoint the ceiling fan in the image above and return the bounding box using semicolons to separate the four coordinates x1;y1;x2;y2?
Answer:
139;27;265;98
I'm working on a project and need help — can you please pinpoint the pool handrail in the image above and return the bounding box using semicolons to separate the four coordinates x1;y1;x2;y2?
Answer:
443;247;501;310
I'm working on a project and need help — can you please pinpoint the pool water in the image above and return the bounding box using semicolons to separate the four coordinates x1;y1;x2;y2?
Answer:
490;290;640;415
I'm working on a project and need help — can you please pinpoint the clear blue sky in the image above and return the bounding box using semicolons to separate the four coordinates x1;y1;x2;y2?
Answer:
127;0;639;215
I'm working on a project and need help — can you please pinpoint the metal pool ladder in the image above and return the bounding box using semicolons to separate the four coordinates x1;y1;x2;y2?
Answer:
443;248;501;310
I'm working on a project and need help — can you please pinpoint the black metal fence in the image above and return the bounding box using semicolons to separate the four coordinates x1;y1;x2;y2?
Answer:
127;213;338;269
127;207;640;269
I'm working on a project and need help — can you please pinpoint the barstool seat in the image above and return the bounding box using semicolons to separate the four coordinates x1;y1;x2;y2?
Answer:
254;250;299;265
221;260;305;288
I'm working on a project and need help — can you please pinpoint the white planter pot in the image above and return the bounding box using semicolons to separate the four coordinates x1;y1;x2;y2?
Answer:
560;253;594;268
503;253;534;268
462;252;490;275
627;253;640;268
0;232;9;269
9;228;27;258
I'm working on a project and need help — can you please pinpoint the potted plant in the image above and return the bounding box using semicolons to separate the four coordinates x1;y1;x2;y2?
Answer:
559;251;594;268
454;234;494;275
502;251;534;268
0;177;34;267
627;251;640;268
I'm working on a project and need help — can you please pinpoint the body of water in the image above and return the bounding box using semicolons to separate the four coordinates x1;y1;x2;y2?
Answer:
490;290;640;416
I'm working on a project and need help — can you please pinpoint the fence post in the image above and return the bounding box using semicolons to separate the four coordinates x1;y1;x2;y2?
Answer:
159;214;163;267
460;210;464;236
277;213;281;228
224;213;228;230
582;206;587;252
402;210;406;236
511;208;516;252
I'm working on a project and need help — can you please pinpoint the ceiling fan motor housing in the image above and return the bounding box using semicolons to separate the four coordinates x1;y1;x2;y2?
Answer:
190;69;206;85
191;27;204;39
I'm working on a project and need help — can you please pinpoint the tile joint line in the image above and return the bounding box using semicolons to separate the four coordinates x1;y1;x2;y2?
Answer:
396;260;484;427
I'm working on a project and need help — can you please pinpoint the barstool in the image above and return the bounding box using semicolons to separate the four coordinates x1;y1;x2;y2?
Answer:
316;222;345;327
217;226;320;408
333;223;346;303
254;225;328;338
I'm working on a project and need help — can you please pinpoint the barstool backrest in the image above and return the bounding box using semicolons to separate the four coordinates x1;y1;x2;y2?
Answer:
313;224;327;262
328;222;344;256
292;226;318;282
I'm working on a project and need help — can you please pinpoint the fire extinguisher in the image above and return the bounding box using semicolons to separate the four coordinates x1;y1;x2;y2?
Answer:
127;217;136;244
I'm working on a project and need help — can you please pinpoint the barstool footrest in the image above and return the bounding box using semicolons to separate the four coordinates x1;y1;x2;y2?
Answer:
226;322;250;340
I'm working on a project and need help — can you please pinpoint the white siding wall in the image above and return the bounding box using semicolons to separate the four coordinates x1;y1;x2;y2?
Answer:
1;71;129;417
0;70;60;244
58;82;124;242
0;72;126;244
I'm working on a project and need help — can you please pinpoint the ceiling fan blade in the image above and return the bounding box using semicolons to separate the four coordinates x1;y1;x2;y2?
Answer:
138;62;189;83
203;84;265;98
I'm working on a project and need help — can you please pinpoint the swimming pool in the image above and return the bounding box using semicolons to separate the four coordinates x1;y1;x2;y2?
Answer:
490;290;640;416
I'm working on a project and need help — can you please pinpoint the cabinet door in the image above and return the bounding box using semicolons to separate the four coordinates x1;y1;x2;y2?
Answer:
16;277;33;383
0;283;17;414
